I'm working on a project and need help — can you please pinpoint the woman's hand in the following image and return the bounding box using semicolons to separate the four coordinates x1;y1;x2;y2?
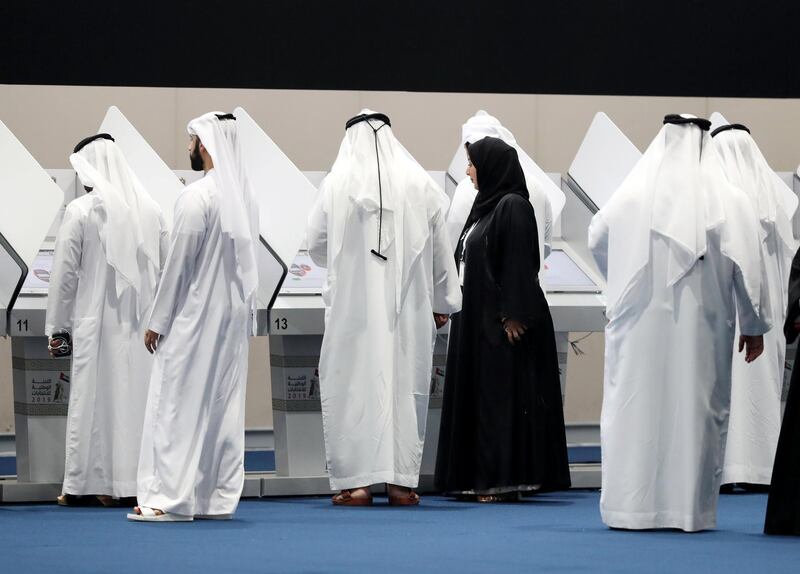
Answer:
503;319;527;345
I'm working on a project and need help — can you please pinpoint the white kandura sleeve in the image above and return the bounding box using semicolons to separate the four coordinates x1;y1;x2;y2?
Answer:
734;255;773;337
431;207;463;315
45;203;85;337
587;212;609;280
147;194;206;336
306;186;328;268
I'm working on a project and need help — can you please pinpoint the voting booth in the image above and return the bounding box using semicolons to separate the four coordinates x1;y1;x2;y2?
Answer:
232;108;327;494
0;121;65;502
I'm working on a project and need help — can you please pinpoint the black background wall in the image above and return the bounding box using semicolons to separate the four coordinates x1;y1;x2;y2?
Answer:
2;1;799;97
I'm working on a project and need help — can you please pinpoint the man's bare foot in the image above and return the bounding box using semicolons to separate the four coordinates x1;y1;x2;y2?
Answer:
133;506;164;516
387;484;420;506
348;487;372;500
332;487;373;506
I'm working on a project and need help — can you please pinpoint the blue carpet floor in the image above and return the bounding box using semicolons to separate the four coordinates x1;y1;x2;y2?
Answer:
0;491;797;573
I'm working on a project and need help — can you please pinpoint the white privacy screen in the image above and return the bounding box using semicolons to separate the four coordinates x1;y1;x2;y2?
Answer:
446;116;566;221
99;106;184;229
0;120;64;310
568;112;641;210
234;107;319;309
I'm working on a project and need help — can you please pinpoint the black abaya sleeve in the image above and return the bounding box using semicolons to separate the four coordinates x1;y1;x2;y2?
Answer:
783;247;800;343
489;194;541;326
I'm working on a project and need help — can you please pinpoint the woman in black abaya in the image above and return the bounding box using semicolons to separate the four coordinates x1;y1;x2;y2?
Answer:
764;246;800;535
435;136;570;501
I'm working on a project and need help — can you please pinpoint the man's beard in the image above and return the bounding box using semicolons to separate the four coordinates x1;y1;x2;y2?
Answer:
190;144;204;171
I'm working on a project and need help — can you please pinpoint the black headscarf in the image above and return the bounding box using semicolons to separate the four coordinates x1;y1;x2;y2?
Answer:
463;137;529;233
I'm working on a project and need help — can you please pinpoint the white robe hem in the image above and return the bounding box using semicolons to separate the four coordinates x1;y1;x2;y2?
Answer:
601;507;717;532
720;464;773;486
62;479;138;498
328;471;420;491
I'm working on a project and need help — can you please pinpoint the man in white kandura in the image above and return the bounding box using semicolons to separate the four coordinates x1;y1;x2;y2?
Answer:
446;110;553;283
307;110;462;506
129;112;259;522
711;124;798;489
46;134;167;507
588;114;772;532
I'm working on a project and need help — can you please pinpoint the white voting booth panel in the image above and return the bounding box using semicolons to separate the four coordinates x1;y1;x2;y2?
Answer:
98;106;184;230
0;120;64;324
445;114;566;221
234;107;318;311
303;171;328;189
45;170;79;239
709;111;729;134
567;112;641;211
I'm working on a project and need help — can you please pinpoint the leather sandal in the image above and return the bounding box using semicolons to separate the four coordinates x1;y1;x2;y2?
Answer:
332;489;373;506
388;490;420;506
477;492;520;503
57;494;98;507
96;495;122;507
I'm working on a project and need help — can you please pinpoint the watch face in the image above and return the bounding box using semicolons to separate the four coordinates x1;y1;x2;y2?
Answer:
49;331;72;357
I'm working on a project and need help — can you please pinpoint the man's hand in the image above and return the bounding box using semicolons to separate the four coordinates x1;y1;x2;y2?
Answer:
434;313;449;329
738;334;764;363
503;319;527;345
144;330;162;354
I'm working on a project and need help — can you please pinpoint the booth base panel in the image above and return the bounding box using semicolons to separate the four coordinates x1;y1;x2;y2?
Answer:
0;475;265;503
0;479;61;503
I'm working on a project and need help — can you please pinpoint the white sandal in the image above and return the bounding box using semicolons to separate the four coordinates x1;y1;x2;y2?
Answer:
127;506;193;522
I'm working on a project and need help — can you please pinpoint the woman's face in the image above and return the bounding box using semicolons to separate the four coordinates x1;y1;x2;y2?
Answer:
466;156;478;190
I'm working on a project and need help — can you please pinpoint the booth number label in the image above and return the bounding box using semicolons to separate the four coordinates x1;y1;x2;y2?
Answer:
15;319;29;333
273;317;289;331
